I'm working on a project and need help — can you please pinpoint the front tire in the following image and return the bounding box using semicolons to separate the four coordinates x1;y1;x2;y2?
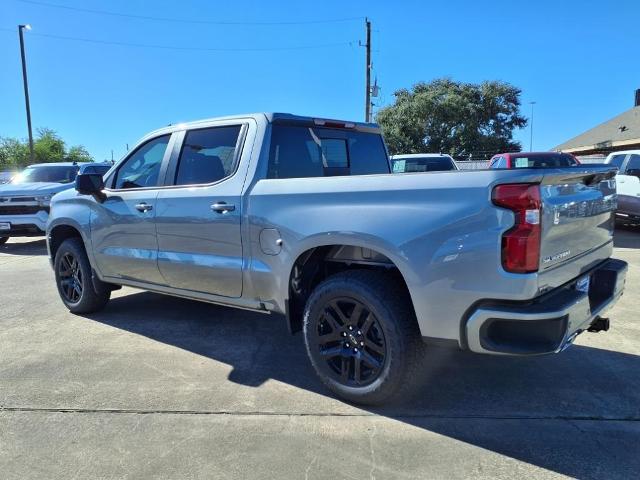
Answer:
303;270;427;405
0;236;8;245
54;238;110;313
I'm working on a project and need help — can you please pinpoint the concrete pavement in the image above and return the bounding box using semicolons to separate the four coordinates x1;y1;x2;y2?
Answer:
1;228;639;479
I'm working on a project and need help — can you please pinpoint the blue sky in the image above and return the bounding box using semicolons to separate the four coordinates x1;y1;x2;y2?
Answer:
1;0;639;161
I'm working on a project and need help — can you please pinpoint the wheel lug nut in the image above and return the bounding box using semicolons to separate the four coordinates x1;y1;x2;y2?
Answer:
346;343;350;348
360;341;364;346
348;326;353;331
357;331;361;335
354;348;358;353
342;332;347;337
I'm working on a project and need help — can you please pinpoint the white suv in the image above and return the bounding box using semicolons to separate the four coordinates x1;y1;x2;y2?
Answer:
605;150;640;222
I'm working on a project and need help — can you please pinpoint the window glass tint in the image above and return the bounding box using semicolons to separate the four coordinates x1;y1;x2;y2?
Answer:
609;154;627;169
81;165;111;176
12;165;78;184
511;153;577;168
319;139;348;168
491;157;507;168
393;156;455;172
267;125;388;179
625;154;640;172
114;135;170;189
175;126;242;186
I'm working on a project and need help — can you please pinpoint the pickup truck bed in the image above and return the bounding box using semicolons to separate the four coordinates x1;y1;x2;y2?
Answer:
46;113;627;404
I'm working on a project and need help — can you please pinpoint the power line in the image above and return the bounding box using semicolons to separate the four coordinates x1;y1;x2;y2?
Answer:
16;0;364;26
0;28;356;52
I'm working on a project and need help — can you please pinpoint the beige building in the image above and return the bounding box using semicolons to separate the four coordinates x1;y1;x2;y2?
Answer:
554;90;640;156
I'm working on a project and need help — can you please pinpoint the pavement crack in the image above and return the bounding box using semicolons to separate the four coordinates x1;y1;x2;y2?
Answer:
368;424;377;480
1;406;639;421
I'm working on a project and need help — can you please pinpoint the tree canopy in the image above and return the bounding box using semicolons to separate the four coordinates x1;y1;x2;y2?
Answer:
0;128;93;170
376;78;528;159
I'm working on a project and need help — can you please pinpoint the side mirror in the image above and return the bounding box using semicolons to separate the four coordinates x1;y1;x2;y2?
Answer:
76;173;106;201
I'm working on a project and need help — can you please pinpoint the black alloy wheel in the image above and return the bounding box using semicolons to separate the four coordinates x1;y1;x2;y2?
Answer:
314;297;387;387
58;252;83;304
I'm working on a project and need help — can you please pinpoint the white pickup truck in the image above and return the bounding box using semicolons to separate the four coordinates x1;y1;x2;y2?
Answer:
605;150;640;222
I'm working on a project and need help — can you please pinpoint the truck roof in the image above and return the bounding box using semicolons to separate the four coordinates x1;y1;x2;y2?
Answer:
25;162;112;168
144;113;380;139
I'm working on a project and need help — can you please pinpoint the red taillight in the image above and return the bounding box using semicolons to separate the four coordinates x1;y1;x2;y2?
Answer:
492;183;541;273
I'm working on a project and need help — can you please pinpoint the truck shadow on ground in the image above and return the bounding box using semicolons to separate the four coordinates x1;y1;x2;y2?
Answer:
0;239;47;256
86;291;640;479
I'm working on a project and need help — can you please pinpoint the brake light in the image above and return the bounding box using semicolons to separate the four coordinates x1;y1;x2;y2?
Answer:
492;183;541;273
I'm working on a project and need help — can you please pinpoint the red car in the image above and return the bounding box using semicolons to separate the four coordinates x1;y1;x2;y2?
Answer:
489;152;580;169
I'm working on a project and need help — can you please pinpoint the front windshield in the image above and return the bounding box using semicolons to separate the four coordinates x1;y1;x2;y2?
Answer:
11;165;78;184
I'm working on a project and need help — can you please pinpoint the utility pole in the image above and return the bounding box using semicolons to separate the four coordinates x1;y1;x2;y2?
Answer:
18;24;34;163
529;101;536;151
364;18;371;123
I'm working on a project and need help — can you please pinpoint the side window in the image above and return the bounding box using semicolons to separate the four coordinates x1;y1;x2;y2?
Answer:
624;154;640;173
175;125;242;186
114;135;170;189
609;154;627;169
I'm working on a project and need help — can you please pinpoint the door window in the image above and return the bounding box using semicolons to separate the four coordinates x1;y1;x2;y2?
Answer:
624;154;640;175
114;135;170;189
174;125;242;186
608;154;627;169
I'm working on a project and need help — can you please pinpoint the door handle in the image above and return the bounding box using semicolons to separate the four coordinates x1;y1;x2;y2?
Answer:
211;202;235;213
135;203;153;212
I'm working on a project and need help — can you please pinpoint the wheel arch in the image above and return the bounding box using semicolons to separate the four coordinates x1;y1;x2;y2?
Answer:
284;237;418;335
48;221;89;264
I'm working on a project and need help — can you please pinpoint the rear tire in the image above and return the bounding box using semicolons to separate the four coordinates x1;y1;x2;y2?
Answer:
54;238;110;313
0;237;8;245
303;270;427;405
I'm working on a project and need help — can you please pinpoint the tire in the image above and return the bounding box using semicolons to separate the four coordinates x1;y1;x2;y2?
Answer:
303;270;427;405
54;237;110;313
0;236;8;245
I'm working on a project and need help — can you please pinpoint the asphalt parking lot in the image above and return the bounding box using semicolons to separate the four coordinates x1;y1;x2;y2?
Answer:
1;228;639;479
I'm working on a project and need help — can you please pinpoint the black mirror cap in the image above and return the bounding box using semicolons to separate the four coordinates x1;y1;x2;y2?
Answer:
76;173;105;198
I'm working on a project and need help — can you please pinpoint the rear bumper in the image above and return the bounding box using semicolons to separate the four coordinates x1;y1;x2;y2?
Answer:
0;212;48;236
465;258;627;355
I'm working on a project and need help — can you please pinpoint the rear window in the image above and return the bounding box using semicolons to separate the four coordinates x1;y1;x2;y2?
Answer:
267;125;389;179
392;156;455;173
511;153;578;168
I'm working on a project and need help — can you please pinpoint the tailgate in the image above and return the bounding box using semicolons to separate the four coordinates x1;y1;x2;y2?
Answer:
539;167;617;272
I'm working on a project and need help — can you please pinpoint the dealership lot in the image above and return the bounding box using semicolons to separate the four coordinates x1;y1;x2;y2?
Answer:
1;229;639;479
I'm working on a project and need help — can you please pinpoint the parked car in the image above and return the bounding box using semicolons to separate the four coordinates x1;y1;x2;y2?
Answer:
0;162;112;245
604;150;640;223
46;113;626;405
390;153;458;173
0;171;16;184
490;152;580;169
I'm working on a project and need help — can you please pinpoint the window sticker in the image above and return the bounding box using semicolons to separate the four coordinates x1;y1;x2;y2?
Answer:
515;158;529;168
393;160;406;173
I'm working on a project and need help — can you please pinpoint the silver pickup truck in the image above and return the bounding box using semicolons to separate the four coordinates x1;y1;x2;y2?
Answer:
46;113;627;404
0;162;111;244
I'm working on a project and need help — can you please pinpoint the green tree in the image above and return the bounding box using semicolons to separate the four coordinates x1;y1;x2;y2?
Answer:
66;145;93;163
0;128;93;169
376;78;528;159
